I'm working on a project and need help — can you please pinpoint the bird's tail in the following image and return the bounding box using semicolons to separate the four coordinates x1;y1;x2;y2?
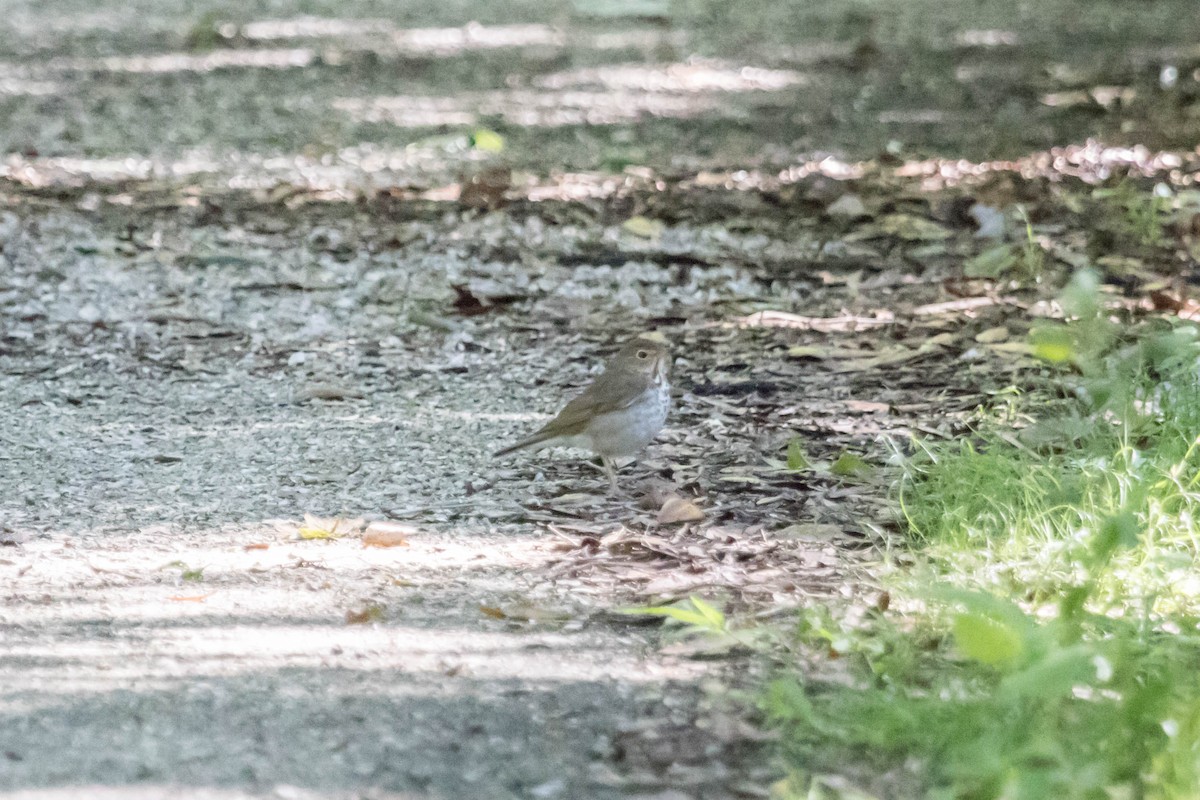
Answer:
493;430;555;457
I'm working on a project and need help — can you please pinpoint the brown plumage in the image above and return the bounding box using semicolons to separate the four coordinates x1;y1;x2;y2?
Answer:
495;335;671;491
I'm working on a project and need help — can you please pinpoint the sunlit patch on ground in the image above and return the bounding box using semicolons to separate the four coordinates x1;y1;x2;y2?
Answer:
1;524;704;705
44;48;316;75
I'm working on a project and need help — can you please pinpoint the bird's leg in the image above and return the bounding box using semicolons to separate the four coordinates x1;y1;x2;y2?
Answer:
601;456;619;495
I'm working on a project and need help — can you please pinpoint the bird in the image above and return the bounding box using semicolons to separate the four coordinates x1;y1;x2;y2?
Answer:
495;334;671;492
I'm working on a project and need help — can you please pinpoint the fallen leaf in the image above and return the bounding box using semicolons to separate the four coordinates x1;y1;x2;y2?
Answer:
297;384;366;402
657;495;705;524
876;213;952;241
844;400;890;413
487;603;572;623
450;283;523;316
243;543;270;551
459;165;511;210
345;605;384;625
745;310;894;331
830;452;872;478
1030;326;1074;363
363;522;415;548
298;514;357;540
918;332;960;352
988;341;1034;356
786;344;867;360
974;326;1010;343
913;296;1016;315
831;346;923;372
786;438;810;471
622;215;665;240
169;593;215;603
470;128;505;152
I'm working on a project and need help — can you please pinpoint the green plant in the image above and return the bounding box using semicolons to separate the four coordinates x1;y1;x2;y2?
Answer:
769;269;1200;798
960;206;1045;284
1095;181;1171;247
622;596;777;654
766;593;1200;800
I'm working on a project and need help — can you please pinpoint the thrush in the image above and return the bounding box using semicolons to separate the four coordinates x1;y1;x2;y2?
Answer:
495;335;671;492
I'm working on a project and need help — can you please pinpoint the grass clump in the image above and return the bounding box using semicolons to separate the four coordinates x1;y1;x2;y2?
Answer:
767;270;1200;799
767;598;1200;799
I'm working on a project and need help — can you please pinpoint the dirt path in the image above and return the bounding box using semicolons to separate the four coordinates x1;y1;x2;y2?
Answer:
0;180;1004;799
0;197;852;799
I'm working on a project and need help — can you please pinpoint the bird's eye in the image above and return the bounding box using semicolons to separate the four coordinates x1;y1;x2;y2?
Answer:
636;350;650;359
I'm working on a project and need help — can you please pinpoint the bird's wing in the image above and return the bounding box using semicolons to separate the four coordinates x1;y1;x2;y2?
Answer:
493;369;649;456
545;370;648;432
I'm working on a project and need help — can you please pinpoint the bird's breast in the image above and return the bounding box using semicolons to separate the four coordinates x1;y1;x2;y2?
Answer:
584;383;670;458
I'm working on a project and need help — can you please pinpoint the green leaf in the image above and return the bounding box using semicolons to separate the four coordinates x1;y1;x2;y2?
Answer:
786;438;810;471
299;525;341;540
469;128;505;152
1030;326;1075;363
830;452;871;477
620;597;726;633
953;612;1025;665
687;596;726;629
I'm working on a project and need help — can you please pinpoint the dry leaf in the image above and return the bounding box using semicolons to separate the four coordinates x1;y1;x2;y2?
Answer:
657;495;705;525
345;605;384;625
622;215;665;239
362;521;417;548
484;603;572;623
459;165;511;210
297;384;366;402
987;341;1034;356
243;543;269;551
877;213;952;241
742;310;895;331
974;326;1010;343
169;593;215;602
362;531;411;548
844;400;889;413
787;344;868;360
918;332;960;351
831;346;923;372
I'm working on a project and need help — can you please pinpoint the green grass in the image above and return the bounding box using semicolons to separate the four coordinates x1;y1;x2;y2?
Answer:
764;275;1200;799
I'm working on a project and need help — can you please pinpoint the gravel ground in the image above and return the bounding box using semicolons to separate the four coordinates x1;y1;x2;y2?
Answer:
0;197;797;798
